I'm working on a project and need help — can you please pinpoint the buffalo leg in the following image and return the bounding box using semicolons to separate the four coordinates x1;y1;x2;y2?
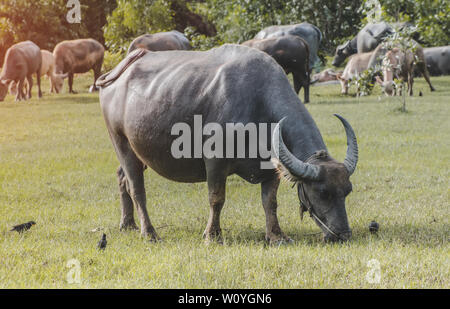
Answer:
68;73;77;94
16;78;25;101
293;71;310;103
26;75;33;99
36;70;42;98
261;176;292;244
111;136;159;240
117;166;138;230
203;159;227;243
417;61;435;91
91;58;103;92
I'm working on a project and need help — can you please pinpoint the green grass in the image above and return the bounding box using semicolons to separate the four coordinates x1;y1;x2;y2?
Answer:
0;73;448;288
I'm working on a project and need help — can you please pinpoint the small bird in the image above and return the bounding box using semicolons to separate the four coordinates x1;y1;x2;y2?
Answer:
97;233;107;250
369;220;379;234
10;221;36;233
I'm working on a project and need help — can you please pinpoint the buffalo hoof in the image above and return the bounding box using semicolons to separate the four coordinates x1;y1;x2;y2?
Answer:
141;228;161;242
70;90;78;94
265;233;294;246
119;221;139;231
203;229;223;244
270;238;294;247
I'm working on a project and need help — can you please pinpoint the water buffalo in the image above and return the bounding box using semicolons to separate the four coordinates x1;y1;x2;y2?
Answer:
369;41;434;92
243;35;310;103
96;45;359;244
127;30;191;54
0;41;42;102
333;22;393;67
423;46;450;76
375;48;412;96
10;50;58;95
311;69;341;84
336;52;374;95
53;38;105;93
254;22;322;70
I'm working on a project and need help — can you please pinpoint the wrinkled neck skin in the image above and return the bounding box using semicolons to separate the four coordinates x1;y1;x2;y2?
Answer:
348;37;358;54
54;56;65;74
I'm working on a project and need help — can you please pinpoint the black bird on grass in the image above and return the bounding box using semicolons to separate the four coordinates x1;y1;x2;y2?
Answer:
97;233;107;250
369;220;379;234
10;221;36;233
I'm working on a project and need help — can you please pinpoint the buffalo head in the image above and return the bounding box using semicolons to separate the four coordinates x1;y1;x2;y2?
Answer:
0;80;11;101
272;114;358;242
52;72;68;93
332;41;353;67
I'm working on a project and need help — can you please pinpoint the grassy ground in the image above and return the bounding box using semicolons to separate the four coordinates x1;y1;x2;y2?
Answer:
0;73;448;288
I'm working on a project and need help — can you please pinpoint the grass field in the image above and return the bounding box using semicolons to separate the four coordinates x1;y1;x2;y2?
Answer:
0;73;448;288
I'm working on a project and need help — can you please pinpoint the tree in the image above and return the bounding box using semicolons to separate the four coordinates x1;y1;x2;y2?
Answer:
0;0;117;66
103;0;215;54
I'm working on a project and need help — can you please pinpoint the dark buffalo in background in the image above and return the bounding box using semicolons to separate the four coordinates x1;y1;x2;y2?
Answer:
0;41;42;101
53;38;105;93
254;22;322;71
243;35;311;103
127;30;191;54
96;45;358;244
422;46;450;76
333;22;394;66
332;22;420;67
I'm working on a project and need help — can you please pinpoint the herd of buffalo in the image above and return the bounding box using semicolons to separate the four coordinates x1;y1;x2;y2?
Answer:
1;21;448;244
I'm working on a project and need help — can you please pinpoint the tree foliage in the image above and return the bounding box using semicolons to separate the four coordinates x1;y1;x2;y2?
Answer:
0;0;116;66
201;0;363;52
377;0;450;47
104;0;216;54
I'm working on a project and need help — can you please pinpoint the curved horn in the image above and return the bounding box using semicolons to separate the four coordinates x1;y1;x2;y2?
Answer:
334;114;358;175
272;117;320;181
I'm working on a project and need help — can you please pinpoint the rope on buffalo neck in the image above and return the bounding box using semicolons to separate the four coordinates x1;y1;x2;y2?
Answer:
299;183;345;241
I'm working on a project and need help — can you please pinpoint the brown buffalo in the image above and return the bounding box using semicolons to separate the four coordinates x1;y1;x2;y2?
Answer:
311;68;341;84
368;41;434;94
375;48;415;96
336;52;373;95
243;35;310;103
10;50;59;95
127;31;191;54
53;39;105;93
0;41;42;101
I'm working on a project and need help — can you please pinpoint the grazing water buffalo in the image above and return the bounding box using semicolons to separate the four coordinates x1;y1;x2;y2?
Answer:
10;50;58;95
375;48;413;96
243;35;310;103
332;22;394;67
336;52;373;95
369;41;435;93
96;45;359;244
53;38;105;93
311;68;341;84
127;31;191;54
254;22;323;70
0;41;42;101
423;46;450;76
